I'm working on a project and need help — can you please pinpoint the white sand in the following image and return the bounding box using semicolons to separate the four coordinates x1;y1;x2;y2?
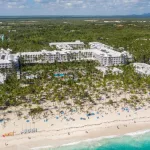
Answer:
0;90;150;150
1;103;150;150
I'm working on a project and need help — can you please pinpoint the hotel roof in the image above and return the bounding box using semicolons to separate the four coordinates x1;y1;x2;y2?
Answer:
49;40;84;46
0;60;12;64
133;63;150;76
19;48;122;57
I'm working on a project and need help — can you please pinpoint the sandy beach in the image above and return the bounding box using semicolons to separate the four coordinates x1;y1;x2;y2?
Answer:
1;100;150;150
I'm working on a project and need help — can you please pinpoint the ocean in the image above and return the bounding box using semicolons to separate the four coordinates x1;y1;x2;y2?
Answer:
32;130;150;150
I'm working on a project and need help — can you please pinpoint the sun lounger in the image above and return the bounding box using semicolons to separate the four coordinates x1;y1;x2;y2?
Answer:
87;113;95;117
60;111;64;114
31;128;35;133
24;129;27;134
28;129;30;133
0;119;3;123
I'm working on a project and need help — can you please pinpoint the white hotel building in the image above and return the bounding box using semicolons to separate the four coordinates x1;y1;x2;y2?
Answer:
0;42;132;69
19;50;94;64
0;48;13;69
19;42;132;66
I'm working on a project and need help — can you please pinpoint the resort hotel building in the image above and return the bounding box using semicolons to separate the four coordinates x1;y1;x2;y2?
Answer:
18;50;94;64
0;41;133;69
18;41;132;67
0;48;14;69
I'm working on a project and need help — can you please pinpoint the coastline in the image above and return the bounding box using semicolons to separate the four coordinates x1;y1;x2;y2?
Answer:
1;93;150;150
1;117;150;150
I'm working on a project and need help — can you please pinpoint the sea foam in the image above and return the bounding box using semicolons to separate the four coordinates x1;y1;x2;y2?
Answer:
125;130;150;137
30;130;150;150
30;145;53;150
61;141;81;146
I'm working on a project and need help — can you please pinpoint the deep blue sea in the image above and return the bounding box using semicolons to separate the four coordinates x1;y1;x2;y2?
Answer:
34;130;150;150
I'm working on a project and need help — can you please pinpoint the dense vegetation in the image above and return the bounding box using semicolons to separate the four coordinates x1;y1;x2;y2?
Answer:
0;60;150;109
0;18;150;62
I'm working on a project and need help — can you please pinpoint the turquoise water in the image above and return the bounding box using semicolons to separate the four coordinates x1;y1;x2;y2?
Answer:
34;131;150;150
54;73;64;77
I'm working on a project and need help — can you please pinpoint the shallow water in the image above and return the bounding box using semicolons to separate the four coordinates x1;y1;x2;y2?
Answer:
32;130;150;150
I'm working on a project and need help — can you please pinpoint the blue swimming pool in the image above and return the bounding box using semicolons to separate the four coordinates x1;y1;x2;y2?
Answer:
54;73;64;77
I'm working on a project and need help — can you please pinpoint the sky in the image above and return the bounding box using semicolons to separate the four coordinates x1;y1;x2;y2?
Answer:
0;0;150;16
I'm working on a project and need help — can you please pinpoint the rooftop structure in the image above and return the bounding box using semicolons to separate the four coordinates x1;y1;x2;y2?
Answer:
133;63;150;76
49;40;84;50
25;74;38;80
0;73;6;84
0;48;14;69
95;66;123;77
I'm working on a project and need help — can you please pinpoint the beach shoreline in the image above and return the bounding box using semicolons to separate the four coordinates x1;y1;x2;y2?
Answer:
1;117;150;150
1;92;150;150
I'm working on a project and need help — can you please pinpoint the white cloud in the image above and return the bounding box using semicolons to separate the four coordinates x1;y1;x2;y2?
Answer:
0;0;28;8
0;0;150;15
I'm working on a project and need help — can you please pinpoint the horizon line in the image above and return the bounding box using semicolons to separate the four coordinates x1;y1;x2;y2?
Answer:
0;14;149;17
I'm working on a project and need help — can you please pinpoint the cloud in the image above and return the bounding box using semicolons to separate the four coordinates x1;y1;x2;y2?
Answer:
33;0;149;10
0;0;150;15
0;0;28;8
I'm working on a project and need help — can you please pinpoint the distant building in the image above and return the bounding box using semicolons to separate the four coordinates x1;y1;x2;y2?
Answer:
133;63;150;76
95;66;123;77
